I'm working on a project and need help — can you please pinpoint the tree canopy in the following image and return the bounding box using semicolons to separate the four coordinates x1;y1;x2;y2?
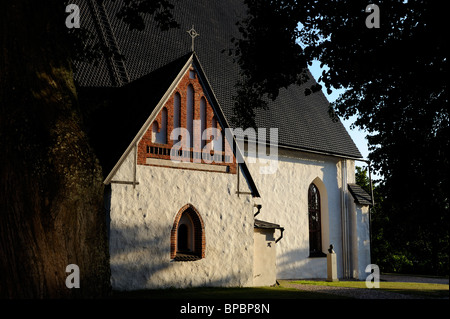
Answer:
231;0;448;275
1;0;447;299
0;0;180;298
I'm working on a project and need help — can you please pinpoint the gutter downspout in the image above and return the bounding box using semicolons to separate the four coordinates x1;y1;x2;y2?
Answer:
254;204;262;217
275;228;284;244
356;158;375;265
367;162;375;265
341;159;350;279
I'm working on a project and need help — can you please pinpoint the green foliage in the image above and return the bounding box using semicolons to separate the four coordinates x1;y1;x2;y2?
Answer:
355;166;371;194
356;165;449;276
291;280;449;299
234;1;448;276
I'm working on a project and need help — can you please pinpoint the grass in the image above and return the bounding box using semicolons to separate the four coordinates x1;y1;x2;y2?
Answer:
110;277;448;300
112;284;349;299
290;280;449;299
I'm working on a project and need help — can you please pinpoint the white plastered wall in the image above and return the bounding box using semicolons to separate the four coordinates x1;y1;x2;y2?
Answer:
108;149;256;290
351;203;371;279
245;148;351;279
341;159;372;280
253;228;277;286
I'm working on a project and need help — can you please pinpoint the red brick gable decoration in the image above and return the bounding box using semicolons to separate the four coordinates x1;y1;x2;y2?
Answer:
137;65;237;174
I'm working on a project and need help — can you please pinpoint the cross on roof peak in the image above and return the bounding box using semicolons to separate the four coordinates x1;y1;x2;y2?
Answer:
187;25;200;52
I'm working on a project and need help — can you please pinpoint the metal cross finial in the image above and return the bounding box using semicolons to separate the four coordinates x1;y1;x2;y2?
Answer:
187;25;200;52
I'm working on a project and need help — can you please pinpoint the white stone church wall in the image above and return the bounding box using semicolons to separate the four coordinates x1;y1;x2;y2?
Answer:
245;149;347;280
351;204;371;279
108;150;255;290
253;228;277;286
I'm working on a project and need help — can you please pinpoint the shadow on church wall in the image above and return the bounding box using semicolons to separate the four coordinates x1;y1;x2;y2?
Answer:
108;222;252;290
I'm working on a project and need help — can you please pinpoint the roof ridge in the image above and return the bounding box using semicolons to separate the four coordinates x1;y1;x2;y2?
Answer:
75;0;364;159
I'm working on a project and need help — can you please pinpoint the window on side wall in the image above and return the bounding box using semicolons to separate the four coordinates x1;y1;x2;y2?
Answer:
308;183;326;257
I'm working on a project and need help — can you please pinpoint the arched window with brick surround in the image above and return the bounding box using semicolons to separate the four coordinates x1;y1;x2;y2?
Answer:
171;204;205;261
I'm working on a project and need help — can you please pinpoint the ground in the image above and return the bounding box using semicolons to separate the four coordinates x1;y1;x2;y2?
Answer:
111;274;449;300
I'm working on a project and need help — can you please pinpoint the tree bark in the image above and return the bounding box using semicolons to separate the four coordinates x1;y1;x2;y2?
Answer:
0;1;110;298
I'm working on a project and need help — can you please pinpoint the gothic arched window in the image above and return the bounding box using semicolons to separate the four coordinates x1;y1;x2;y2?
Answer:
177;223;189;252
308;183;325;257
171;204;205;261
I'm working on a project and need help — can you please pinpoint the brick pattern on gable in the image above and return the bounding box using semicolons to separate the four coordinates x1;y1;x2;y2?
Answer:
137;65;237;174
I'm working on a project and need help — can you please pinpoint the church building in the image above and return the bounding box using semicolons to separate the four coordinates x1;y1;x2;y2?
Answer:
74;0;372;290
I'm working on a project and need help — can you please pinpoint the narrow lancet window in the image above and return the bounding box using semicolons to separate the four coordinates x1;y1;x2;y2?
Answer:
308;183;324;257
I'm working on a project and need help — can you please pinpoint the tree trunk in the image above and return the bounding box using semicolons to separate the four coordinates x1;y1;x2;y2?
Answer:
0;1;110;298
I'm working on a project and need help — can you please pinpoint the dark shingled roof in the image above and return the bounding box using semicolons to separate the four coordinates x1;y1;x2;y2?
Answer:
74;0;362;159
348;184;373;206
254;219;283;230
80;53;192;175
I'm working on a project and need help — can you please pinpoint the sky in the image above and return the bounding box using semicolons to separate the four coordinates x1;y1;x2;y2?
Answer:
307;60;371;165
308;61;386;182
296;20;372;172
